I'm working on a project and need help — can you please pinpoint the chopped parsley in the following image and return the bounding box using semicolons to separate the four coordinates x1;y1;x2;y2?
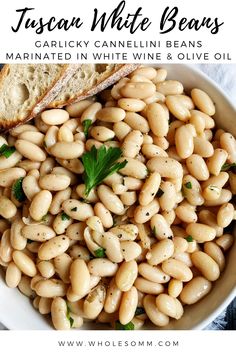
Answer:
184;182;192;189
0;144;16;158
156;188;164;198
12;177;26;202
94;247;106;258
42;214;49;222
27;239;34;244
221;162;236;171
115;320;134;330
61;212;70;221
185;235;193;242
81;145;127;196
82;119;92;139
66;303;74;328
152;226;157;237
135;307;145;316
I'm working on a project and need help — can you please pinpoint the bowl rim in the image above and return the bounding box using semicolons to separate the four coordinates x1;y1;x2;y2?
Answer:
0;63;235;331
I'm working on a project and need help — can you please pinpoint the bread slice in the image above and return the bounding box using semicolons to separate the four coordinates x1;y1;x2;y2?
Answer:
49;64;139;107
0;64;79;131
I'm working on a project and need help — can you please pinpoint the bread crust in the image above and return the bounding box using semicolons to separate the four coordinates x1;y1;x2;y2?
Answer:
0;64;80;132
48;64;139;108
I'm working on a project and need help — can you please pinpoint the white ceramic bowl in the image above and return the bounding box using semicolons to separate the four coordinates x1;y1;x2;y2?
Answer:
0;64;235;330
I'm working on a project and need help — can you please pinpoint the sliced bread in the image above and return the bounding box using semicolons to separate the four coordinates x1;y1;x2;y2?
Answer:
0;64;79;131
48;64;139;107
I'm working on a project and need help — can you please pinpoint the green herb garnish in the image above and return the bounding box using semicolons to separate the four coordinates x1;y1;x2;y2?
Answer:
61;212;70;221
0;144;16;158
115;320;134;330
27;239;34;244
66;303;74;328
135;307;145;316
152;226;157;237
221;163;236;171
94;247;106;258
42;214;49;222
184;182;192;189
156;188;164;198
71;207;77;212
81;146;127;196
185;235;193;242
82;119;92;139
12;177;26;202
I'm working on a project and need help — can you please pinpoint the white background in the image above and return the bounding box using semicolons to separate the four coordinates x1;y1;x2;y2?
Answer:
0;0;235;63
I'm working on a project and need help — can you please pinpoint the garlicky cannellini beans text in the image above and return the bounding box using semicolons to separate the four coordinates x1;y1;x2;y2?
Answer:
0;66;235;330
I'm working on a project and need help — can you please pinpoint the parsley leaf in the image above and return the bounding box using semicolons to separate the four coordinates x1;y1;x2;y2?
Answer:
81;146;127;196
66;303;74;328
0;144;16;158
221;163;236;171
71;207;77;212
12;177;26;202
115;320;134;330
82;119;92;139
185;235;193;242
156;188;164;198
61;212;70;221
42;214;49;222
184;182;192;189
94;247;106;258
135;307;145;316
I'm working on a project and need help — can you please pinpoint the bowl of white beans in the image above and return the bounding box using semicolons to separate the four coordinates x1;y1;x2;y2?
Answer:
0;64;235;330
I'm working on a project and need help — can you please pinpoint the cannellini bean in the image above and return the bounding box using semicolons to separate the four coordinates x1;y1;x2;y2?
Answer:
49;187;71;215
58;125;74;142
6;262;21;288
88;258;118;277
186;223;216;243
44;126;59;149
191;251;220;281
113;121;132;141
156;294;183;320
166;95;190;122
143;295;169;327
162;258;193;282
217;203;234;227
121;82;156;99
115;260;138;291
15;140;46;161
97;185;124;215
90;126;115;142
182;175;204;206
150;214;173;240
0;196;17;218
0;168;26;187
50;141;84;159
198;210;223;237
22;224;55;242
22;175;41;201
38;297;52;315
94;202;113;229
0;151;22;170
134;199;160;223
138;263;170;283
104;278;122;314
18;131;44;146
158;181;176;211
65;99;92;117
38;235;70;260
12;250;37;277
175;201;197;223
18;275;35;298
146;239;174;266
186;154;209;181
147;156;183;179
206;149;228;176
134;277;164;295
54;253;72;283
51;297;70;330
101;232;123;263
220;133;236;163
41;109;69;125
110;224;139;241
142;143;168;159
156;80;183;96
124;112;149;133
118;98;146;112
180;276;212;304
119;157;148;179
70;259;90;296
122;130;143;158
146;103;169;137
10;219;27;250
62;199;94;221
216;234;234;251
193;136;214;158
203;242;225;271
191;88;215;116
39;174;71;191
228;171;236;194
168;279;183;298
37;260;55;278
96;107;125;123
0;229;13;262
139;172;161;206
132;66;157;80
203;189;232;206
175;125;194;159
121;241;142;261
83;284;106;319
29;190;52;221
119;286;138;325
